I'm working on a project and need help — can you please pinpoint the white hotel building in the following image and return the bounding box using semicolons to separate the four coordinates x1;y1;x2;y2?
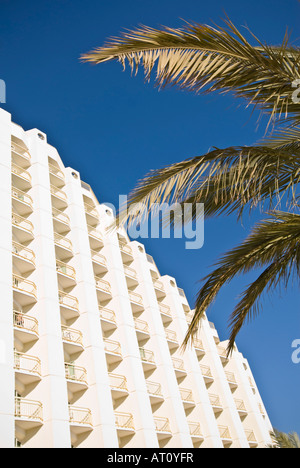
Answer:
0;108;272;448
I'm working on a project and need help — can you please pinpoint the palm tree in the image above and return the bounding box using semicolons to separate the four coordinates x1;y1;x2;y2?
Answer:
268;429;300;448
82;18;300;353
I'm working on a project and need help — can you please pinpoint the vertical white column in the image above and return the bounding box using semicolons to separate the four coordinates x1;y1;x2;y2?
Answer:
0;109;14;447
25;129;71;447
63;169;119;448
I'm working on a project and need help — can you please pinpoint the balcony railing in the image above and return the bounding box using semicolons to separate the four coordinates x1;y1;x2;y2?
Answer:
65;363;87;383
11;142;31;163
56;260;76;279
193;338;204;350
172;357;185;371
134;318;149;333
12;187;33;208
218;425;231;440
91;250;107;266
235;399;247;412
99;306;116;323
15;398;43;421
88;225;103;241
200;365;213;379
153;279;165;291
154;417;171;433
69;406;92;426
12;163;32;183
179;388;194;402
128;290;143;305
146;381;162;396
225;371;237;384
52;208;70;225
104;339;122;356
54;233;73;251
49;163;65;181
13;275;37;298
217;346;229;360
58;291;79;310
245;430;257;443
139;347;155;363
165;329;178;342
119;241;133;254
13;241;35;264
14;352;41;375
115;412;134;430
50;184;67;200
209;393;222;407
13;311;38;334
95;276;111;293
189;422;202;437
109;373;128;391
61;326;83;346
124;265;137;278
158;303;171;316
12;213;34;233
84;203;98;218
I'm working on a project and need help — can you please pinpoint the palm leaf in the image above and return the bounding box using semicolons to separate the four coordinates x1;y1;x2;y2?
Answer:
82;18;300;125
183;211;300;353
268;429;300;448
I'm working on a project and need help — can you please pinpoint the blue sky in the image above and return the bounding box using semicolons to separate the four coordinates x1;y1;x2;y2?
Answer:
1;0;299;435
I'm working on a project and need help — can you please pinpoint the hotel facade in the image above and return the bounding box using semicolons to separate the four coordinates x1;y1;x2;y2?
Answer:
0;108;272;448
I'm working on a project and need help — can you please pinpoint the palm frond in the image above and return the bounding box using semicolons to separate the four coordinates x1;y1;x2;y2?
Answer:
183;211;300;353
82;18;300;125
259;126;300;151
116;145;300;229
268;429;300;448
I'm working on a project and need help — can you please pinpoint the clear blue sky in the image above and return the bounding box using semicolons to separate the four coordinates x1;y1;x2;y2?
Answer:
1;0;299;435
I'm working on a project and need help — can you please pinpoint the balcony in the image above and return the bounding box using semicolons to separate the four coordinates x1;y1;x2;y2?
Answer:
209;393;223;414
95;276;112;301
12;163;32;190
49;163;65;188
13;275;37;307
59;291;79;321
245;429;258;448
172;357;187;378
15;398;43;437
109;373;129;400
12;187;33;215
88;225;104;249
14;352;41;391
189;422;204;442
218;425;232;446
200;365;214;385
158;303;172;323
54;233;73;260
104;338;122;364
234;399;248;418
225;371;238;390
128;290;144;312
134;318;150;340
84;202;99;225
50;185;68;209
217;345;229;364
69;406;93;445
11;142;31;168
61;326;84;357
179;388;195;409
119;241;133;263
146;381;164;404
139;347;156;371
99;306;117;332
12;213;34;243
165;329;179;350
13;311;39;349
193;338;205;357
13;241;35;274
52;208;70;234
115;412;135;437
124;265;138;287
152;278;166;299
154;417;171;441
65;363;88;401
56;260;76;288
91;250;108;274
